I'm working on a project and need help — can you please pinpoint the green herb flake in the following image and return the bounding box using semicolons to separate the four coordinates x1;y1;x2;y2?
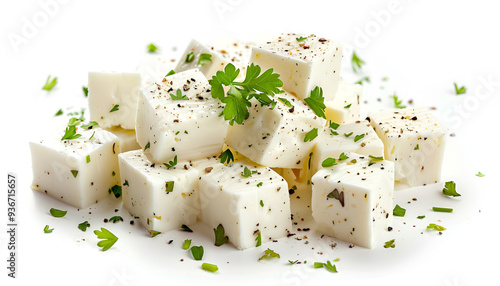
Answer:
82;86;88;97
241;166;252;178
108;216;123;223
384;239;395;248
163;155;178;169
442;181;460;197
147;43;158;53
78;221;90;232
432;207;453;213
42;75;58;91
43;225;54;233
166;70;176;77
255;231;262;247
170;89;189;100
296;36;307;42
368;155;384;165
304;128;319;142
190;245;204;260
476;172;485;177
338;152;349;161
55;109;63;116
185;52;195;63
344;103;352;109
201;263;218;273
393;204;406;217
414;144;419;150
213;224;228;246
454;82;467;95
81;121;99;130
144;142;150;151
344;132;353;138
417;215;425;219
165;181;175;193
86;155;91;163
257;182;263;188
304;86;326;119
322;157;337;168
259;200;264;207
109;104;120;113
149;230;161;237
278;97;293;107
258;248;280;261
94;228;118;251
324;261;338;273
392;94;406;109
123;180;129;187
351;51;365;73
314;262;324;268
61;118;82;141
49;208;67;218
354;134;365;142
198;53;212;66
329;121;340;130
108;185;122;198
354;77;370;85
182;239;192;250
70;170;78;178
218;149;234;165
289;260;299;265
427;223;446;231
181;224;193;232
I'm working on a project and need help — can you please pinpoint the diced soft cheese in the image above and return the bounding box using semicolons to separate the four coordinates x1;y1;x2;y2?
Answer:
277;167;312;223
311;152;394;249
119;150;200;233
250;33;343;100
136;54;177;85
88;72;141;129
135;69;228;163
210;38;253;75
105;127;141;152
30;126;121;209
225;90;326;168
325;81;362;124
367;107;448;187
175;39;231;79
310;120;384;178
199;162;291;250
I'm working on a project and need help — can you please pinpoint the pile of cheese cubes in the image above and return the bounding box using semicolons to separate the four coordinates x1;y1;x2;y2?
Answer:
30;33;448;249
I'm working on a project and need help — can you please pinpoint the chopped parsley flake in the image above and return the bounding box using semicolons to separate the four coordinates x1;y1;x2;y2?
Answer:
108;185;122;198
442;181;460;197
94;228;118;251
55;109;63;116
185;52;195;62
198;53;212;66
163;155;178;169
351;51;365;73
257;182;263;187
218;149;234;165
166;70;176;77
42;75;58;91
296;36;307;42
70;170;78;178
86;155;91;163
190;245;204;260
43;225;53;233
147;43;158;53
304;128;319;142
242;166;252;178
344;132;353;137
109;104;119;113
393;204;406;217
344;103;352;109
427;223;446;231
108;216;123;223
255;231;262;247
170;89;189;100
144;142;150;151
322;157;336;168
149;230;161;237
384;239;395;248
432;207;453;213
182;239;192;250
392;94;406;109
304;86;326;119
165;181;174;193
354;134;365;142
82;86;88;97
259;248;280;261
476;172;485;177
201;263;218;273
181;224;193;232
50;208;67;217
213;224;228;246
454;82;467;95
78;221;90;232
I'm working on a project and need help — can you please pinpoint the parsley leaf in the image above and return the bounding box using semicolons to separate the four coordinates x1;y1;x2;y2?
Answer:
50;208;67;218
108;185;122;198
304;128;319;142
165;181;174;193
255;231;262;247
427;223;446;231
78;221;90;232
296;36;307;42
190;245;204;260
108;216;123;223
70;170;78;178
147;43;158;53
198;53;212;66
182;239;192;250
166;70;176;77
42;75;58;91
213;224;229;246
258;248;280;261
278;97;293;108
242;166;252;178
392;93;406;109
163;155;178;169
209;63;283;125
109;104;120;113
454;83;466;95
94;227;118;251
384;239;395;248
170;89;189;100
442;181;460;197
43;225;54;233
185;52;195;63
322;158;336;168
393;204;406;217
324;261;338;273
149;230;161;237
55;109;63;116
351;51;365;73
144;142;150;151
338;152;349;161
344;103;352;109
218;149;234;165
181;224;193;232
81;121;98;130
82;86;88;97
476;172;485;177
354;134;365;142
61;117;82;141
344;132;353;137
304;86;326;119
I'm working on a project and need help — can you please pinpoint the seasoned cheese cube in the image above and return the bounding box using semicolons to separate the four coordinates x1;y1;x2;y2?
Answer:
105;127;140;152
175;39;231;79
325;81;362;124
119;150;200;233
250;33;343;100
367;107;448;186
277;167;313;223
310;120;384;177
88;72;141;130
135;69;228;163
199;162;291;250
311;152;394;249
225;90;326;168
136;54;177;85
30;126;121;209
210;37;253;75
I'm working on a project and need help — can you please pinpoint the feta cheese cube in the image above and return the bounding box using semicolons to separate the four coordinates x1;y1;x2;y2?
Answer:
367;107;448;186
135;69;228;163
175;39;231;79
136;54;177;85
119;150;200;233
310;120;384;177
311;152;394;248
30;126;121;209
325;81;362;124
277;167;313;223
105;127;140;152
225;90;326;168
250;33;343;100
199;162;291;250
88;72;141;130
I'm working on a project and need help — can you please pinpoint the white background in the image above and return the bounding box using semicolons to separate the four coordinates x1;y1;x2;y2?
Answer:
1;0;499;285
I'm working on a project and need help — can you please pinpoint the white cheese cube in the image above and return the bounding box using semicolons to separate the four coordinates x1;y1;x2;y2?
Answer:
210;38;253;76
199;162;291;250
367;107;448;186
105;127;140;152
311;152;394;249
250;33;343;100
136;54;177;85
277;168;312;223
88;72;141;130
30;126;121;209
325;81;362;124
175;39;231;79
119;150;200;233
225;90;326;168
135;69;228;163
310;120;384;177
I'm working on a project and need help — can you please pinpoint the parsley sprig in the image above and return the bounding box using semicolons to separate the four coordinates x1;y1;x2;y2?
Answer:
94;228;118;251
209;63;283;125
